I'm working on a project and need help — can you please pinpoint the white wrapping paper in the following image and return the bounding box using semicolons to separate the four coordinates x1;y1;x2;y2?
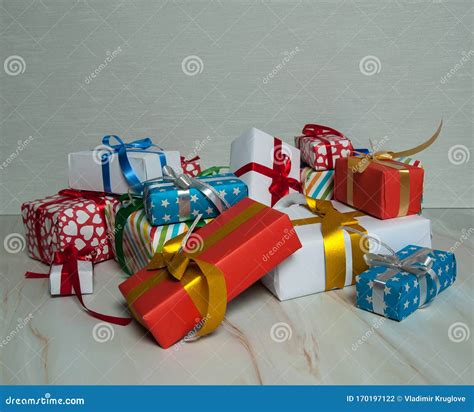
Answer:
261;195;432;301
229;128;300;206
68;149;182;194
49;260;93;296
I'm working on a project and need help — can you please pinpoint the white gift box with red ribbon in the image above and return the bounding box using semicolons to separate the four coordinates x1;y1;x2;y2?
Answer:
49;260;93;296
229;128;301;207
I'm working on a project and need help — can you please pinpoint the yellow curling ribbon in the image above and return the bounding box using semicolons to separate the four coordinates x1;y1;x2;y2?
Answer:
126;201;267;338
291;196;368;290
346;121;442;216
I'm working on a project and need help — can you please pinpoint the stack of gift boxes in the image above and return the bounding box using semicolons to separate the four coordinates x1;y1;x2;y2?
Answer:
21;122;456;348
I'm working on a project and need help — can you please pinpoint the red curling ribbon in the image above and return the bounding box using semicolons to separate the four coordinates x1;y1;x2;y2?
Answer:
301;124;346;170
26;246;132;326
234;137;301;206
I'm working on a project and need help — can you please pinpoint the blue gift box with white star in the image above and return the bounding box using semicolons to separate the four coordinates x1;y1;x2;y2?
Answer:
143;173;248;226
356;245;456;321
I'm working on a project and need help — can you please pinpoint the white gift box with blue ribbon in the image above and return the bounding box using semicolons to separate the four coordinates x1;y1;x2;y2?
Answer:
356;245;456;321
68;136;182;195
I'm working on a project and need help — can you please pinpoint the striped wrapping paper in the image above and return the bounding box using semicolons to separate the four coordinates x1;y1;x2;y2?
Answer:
105;204;210;275
301;157;422;201
301;167;335;200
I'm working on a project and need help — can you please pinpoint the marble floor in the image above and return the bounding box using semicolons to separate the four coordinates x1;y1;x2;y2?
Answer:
1;209;472;385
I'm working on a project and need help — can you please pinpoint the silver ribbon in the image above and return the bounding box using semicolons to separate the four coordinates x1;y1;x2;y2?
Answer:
367;248;441;316
343;227;441;317
145;165;230;221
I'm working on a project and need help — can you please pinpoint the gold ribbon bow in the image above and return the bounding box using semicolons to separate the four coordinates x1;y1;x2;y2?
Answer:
345;121;442;216
146;229;227;337
282;195;368;290
348;121;443;174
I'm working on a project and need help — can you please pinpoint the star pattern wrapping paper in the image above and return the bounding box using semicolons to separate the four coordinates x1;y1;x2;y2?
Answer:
356;245;456;321
144;173;248;226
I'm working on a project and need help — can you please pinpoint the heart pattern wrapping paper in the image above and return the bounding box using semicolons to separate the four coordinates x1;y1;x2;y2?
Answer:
21;193;119;265
295;133;353;171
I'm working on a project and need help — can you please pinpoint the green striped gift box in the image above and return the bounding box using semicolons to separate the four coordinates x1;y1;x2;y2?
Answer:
105;203;210;275
301;167;334;200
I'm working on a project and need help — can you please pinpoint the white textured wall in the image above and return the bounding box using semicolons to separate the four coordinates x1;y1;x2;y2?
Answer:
0;0;472;213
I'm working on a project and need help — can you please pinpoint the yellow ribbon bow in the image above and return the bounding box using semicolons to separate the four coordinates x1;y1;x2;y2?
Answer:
348;121;443;174
146;227;227;338
283;195;368;290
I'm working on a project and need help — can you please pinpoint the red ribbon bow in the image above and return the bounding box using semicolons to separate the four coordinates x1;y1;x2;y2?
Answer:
300;124;346;170
234;137;301;206
26;245;131;326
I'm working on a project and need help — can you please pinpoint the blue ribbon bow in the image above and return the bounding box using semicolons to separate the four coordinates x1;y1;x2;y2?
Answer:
101;135;167;194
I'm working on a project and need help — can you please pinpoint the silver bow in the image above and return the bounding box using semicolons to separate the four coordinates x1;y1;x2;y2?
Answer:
145;165;230;222
364;252;434;277
343;226;441;316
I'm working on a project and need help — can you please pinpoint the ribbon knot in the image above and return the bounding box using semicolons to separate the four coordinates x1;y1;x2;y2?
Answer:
101;135;167;193
364;251;434;277
146;165;230;216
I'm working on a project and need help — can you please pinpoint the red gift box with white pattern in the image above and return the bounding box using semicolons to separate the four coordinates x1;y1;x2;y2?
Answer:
21;191;119;265
295;124;354;171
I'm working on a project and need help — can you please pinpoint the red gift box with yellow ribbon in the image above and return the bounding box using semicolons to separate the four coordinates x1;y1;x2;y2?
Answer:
334;122;442;220
119;197;302;349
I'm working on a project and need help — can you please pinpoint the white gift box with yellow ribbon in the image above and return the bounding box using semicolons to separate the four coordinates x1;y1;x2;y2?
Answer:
261;194;432;301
